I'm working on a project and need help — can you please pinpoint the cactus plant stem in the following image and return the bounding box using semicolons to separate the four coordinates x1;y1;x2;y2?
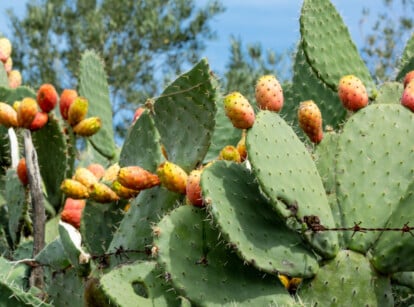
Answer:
23;129;45;289
8;127;18;167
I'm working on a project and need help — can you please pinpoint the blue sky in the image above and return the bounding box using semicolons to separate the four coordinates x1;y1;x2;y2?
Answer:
0;1;408;75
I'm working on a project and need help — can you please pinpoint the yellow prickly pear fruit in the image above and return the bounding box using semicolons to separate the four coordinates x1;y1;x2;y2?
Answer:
60;179;89;199
236;131;247;162
73;167;99;192
218;145;241;163
67;96;88;126
8;70;22;89
89;182;119;203
0;38;12;62
102;163;121;183
157;161;188;194
73;117;102;137
17;97;38;129
112;180;140;199
297;100;324;144
0;102;18;128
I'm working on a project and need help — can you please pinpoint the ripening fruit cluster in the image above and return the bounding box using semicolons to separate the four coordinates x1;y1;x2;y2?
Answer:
0;37;22;89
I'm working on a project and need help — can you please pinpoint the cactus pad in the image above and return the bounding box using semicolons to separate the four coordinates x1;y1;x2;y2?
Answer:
0;65;7;87
374;82;404;105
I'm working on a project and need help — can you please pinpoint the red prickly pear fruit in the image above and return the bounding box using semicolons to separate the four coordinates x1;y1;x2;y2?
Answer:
17;158;29;186
401;80;414;112
67;96;88;126
89;182;119;203
0;102;18;128
73;167;99;192
404;71;414;88
255;75;284;112
37;84;58;113
8;70;22;89
17;97;38;128
60;89;78;120
112;180;140;199
30;112;48;131
60;198;86;229
87;163;105;180
298;100;324;144
118;166;160;190
338;75;369;111
60;179;89;199
0;38;12;62
157;161;188;194
73;117;101;137
224;92;255;129
4;57;12;73
236;131;247;162
218;145;241;163
186;169;203;207
133;107;145;123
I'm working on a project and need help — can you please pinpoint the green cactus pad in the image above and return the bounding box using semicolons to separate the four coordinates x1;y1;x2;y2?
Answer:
46;267;84;307
153;58;217;172
100;260;180;306
392;272;414;290
397;33;414;81
155;205;297;306
335;104;414;253
300;0;375;96
32;115;68;209
79;50;116;159
0;64;7;87
374;82;404;104
201;161;319;278
5;169;27;246
298;249;393;306
108;187;180;265
35;238;71;270
246;110;338;259
119;110;163;172
370;182;414;273
81;200;124;256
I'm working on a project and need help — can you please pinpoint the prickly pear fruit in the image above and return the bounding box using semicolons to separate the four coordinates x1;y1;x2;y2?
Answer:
236;131;247;162
37;84;58;113
8;70;22;89
0;102;18;128
224;92;255;129
298;100;324;144
401;80;414;112
73;117;101;137
60;198;86;229
60;179;89;199
89;182;119;203
4;57;12;73
0;37;12;62
60;89;78;120
73;167;98;192
133;107;145;123
186;169;203;206
102;163;120;183
87;163;105;180
255;74;284;112
112;180;140;199
404;71;414;88
30;112;48;131
17;97;38;128
118;166;160;190
67;96;88;126
17;158;29;186
157;161;188;194
218;145;241;163
338;75;369;111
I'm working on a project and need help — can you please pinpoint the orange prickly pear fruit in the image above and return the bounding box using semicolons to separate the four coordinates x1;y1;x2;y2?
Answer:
0;102;18;128
401;80;414;112
404;71;414;88
60;198;86;229
157;161;188;194
236;131;247;162
89;182;120;203
17;158;29;186
67;96;88;126
30;112;48;131
60;89;78;120
186;169;203;207
255;75;284;112
0;37;12;62
73;117;102;137
224;92;255;129
60;179;89;199
218;145;241;163
132;107;145;123
73;167;99;192
112;180;140;199
17;97;38;128
298;100;324;144
8;70;22;89
87;163;105;180
118;166;160;190
37;84;58;113
338;75;368;111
